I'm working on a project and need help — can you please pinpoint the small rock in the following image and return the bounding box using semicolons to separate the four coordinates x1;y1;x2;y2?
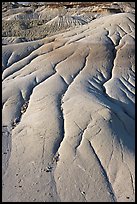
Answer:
33;198;36;201
53;153;60;162
45;166;52;172
18;179;22;183
3;152;7;154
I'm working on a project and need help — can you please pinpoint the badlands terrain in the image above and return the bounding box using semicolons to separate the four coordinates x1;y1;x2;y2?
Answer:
2;2;135;202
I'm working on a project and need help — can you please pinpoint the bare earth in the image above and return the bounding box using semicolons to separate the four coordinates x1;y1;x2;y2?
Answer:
2;2;135;202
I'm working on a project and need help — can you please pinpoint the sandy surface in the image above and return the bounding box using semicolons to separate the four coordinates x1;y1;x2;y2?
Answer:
2;11;135;202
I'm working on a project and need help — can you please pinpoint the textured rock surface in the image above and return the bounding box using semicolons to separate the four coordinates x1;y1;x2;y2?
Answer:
2;2;135;41
2;10;135;202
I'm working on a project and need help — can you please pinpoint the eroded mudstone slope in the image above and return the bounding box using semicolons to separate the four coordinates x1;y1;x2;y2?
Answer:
2;2;135;41
2;13;135;202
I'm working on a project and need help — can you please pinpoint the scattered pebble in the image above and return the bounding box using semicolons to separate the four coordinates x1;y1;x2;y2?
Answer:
45;166;52;172
33;198;36;201
81;191;86;195
18;179;22;183
3;152;7;154
53;153;60;162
